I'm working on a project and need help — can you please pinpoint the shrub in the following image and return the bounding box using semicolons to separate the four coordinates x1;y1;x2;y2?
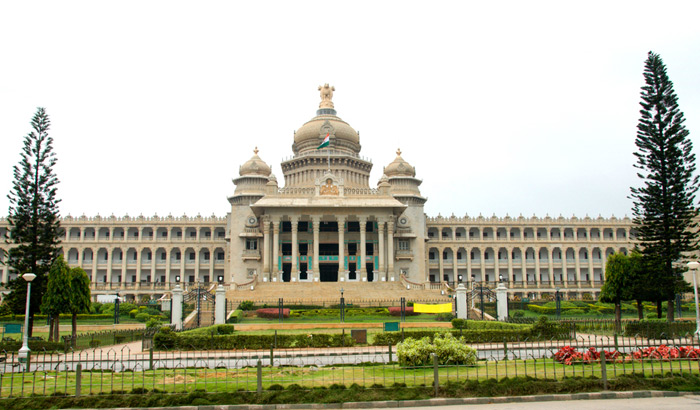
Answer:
146;318;163;329
129;309;139;319
228;309;243;323
215;324;235;335
511;310;525;318
135;312;150;323
387;307;418;316
239;301;255;311
565;309;586;315
256;308;290;319
435;312;454;321
396;332;477;366
624;320;696;339
153;327;177;350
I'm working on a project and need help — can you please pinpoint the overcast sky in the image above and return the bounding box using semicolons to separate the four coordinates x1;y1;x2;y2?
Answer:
1;1;699;220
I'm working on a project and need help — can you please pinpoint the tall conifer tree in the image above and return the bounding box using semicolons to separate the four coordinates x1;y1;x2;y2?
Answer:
630;52;699;321
3;107;63;335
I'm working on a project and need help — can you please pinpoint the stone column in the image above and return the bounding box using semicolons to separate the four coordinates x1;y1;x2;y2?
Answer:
194;247;201;282
262;218;271;276
106;248;113;284
171;285;183;331
91;249;98;283
548;247;554;286
337;215;346;280
438;247;444;283
387;219;395;277
121;248;128;288
215;285;226;325
496;282;508;321
377;219;385;278
272;220;280;280
359;216;367;280
534;249;541;287
587;247;594;286
574;248;582;288
562;251;569;289
494;250;500;283
507;247;513;284
291;217;299;280
136;247;143;283
466;246;472;283
456;283;467;319
452;247;458;283
165;248;172;285
312;216;320;278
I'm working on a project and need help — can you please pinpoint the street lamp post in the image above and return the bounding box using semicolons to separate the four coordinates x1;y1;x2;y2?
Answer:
340;287;345;323
686;261;700;337
18;273;36;367
555;287;561;320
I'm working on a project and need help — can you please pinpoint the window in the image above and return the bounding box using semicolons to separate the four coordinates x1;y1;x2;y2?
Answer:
188;252;195;261
469;231;474;238
398;240;410;251
247;269;256;277
470;251;475;259
281;243;292;256
429;251;436;260
484;253;489;260
365;243;374;255
189;231;196;238
177;231;182;238
217;252;225;260
175;252;181;261
217;231;225;238
146;251;152;261
366;221;374;232
160;252;166;261
347;222;360;232
204;252;210;261
298;221;309;232
456;232;462;238
161;231;167;238
320;221;338;232
205;231;211;238
246;239;258;250
443;251;448;259
457;251;462;259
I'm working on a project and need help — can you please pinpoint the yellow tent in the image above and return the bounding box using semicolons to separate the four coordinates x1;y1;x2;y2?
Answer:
413;303;453;314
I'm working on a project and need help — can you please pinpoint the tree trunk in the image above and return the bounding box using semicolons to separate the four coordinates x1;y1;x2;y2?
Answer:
615;302;622;334
656;300;663;318
54;316;60;342
667;299;675;322
47;316;54;342
636;300;644;319
72;313;78;348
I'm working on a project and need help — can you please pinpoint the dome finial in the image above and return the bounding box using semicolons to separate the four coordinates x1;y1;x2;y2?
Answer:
318;84;335;109
254;146;259;155
397;148;402;156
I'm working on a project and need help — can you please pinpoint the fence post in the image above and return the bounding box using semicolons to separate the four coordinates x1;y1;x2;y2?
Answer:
600;348;608;390
432;353;439;397
614;333;619;352
75;363;82;397
388;343;393;363
257;359;263;393
270;345;274;367
503;339;508;360
149;348;154;370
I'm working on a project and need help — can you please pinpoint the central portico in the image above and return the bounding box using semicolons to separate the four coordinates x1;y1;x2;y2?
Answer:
228;85;427;287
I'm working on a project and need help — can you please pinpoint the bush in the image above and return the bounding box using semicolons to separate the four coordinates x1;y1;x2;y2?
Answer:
215;324;235;335
239;301;255;311
146;318;163;328
435;312;454;321
511;310;525;318
135;312;150;323
387;307;418;316
129;309;139;319
624;320;696;339
256;308;290;319
153;327;177;349
228;309;243;323
396;332;477;366
154;331;354;350
565;309;586;315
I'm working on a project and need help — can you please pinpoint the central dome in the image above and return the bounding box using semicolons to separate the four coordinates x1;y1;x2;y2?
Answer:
292;85;361;156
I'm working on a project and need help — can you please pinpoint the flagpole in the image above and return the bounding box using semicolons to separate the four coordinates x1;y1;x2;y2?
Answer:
327;147;330;172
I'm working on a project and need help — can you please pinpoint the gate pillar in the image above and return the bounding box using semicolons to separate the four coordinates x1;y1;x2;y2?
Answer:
496;282;508;321
172;285;183;331
456;283;468;319
215;284;226;325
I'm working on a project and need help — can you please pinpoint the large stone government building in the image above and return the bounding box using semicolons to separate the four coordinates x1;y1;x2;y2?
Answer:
0;86;635;301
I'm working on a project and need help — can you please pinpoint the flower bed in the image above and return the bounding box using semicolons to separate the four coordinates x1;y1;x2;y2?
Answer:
553;344;700;365
388;307;418;316
256;308;290;319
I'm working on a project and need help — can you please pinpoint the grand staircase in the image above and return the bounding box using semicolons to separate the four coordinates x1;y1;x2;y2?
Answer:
225;281;451;309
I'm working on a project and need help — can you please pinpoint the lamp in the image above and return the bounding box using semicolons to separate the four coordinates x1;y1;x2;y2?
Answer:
217;275;224;283
686;261;700;337
18;273;36;367
175;275;181;283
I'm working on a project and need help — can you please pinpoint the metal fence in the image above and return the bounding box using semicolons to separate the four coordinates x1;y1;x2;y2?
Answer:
1;333;699;399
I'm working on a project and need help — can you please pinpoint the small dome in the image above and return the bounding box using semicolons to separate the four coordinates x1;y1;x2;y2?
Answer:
384;149;416;177
239;147;271;176
294;115;359;146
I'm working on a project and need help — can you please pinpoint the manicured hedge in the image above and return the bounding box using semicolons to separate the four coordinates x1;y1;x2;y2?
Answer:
0;340;65;352
256;308;290;319
387;307;418;316
624;320;696;339
372;329;535;345
451;319;528;330
0;313;113;321
227;309;243;323
154;328;354;350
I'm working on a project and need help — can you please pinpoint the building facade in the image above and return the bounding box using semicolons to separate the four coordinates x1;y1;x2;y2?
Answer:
0;86;635;301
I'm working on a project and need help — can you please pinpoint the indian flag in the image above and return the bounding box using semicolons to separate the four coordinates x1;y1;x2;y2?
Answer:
317;133;330;149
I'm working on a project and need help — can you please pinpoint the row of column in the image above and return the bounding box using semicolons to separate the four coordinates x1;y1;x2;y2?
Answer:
433;246;607;287
261;216;395;279
432;227;631;242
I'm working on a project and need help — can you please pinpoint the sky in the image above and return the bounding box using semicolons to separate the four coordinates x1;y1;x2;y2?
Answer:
1;1;699;220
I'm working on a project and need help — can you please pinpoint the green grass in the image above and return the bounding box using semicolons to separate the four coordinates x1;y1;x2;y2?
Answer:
2;358;699;398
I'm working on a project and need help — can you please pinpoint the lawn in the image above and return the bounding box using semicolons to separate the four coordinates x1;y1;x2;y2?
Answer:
2;358;699;398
